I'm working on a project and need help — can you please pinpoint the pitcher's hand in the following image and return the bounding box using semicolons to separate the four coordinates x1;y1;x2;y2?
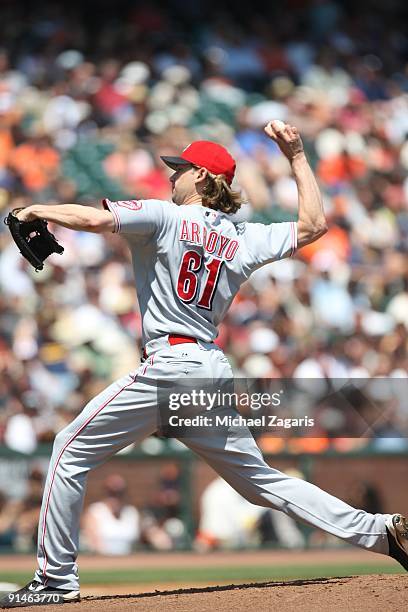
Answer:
264;120;304;162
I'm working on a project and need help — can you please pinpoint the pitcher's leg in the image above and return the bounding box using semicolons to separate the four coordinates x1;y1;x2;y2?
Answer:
183;413;390;555
34;372;158;590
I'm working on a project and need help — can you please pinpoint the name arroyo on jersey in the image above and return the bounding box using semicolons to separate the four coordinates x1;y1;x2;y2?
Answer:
179;220;239;261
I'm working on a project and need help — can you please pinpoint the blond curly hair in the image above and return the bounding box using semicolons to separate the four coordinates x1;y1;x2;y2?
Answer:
201;173;244;215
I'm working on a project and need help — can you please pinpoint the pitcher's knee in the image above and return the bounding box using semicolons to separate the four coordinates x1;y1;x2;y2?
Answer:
49;430;91;481
52;426;85;462
52;428;70;454
236;483;279;509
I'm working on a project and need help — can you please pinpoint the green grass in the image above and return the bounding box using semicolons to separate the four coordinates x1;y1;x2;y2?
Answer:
0;562;400;589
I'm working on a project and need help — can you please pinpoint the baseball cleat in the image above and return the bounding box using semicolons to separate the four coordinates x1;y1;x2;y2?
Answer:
0;580;80;608
385;513;408;571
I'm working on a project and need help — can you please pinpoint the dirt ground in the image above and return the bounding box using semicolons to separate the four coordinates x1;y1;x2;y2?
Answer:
3;575;406;612
0;551;404;611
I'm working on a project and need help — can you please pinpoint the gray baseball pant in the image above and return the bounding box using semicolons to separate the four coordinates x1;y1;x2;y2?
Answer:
34;338;390;590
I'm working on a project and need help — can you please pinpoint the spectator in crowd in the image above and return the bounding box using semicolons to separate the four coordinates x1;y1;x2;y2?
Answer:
195;473;305;551
81;474;140;555
139;463;187;550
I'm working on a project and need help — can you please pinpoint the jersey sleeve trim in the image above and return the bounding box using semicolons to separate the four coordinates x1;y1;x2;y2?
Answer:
290;221;297;257
102;198;120;233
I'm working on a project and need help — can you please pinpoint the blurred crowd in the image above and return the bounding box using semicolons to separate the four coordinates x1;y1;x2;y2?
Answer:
0;463;384;554
0;464;188;554
1;0;408;457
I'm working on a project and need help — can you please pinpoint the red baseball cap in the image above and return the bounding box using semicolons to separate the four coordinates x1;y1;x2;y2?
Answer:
161;140;236;185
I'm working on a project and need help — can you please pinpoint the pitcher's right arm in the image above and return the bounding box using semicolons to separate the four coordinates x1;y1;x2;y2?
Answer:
264;120;328;248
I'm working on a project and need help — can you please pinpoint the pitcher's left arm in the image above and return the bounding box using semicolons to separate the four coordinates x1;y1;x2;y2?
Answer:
15;203;115;233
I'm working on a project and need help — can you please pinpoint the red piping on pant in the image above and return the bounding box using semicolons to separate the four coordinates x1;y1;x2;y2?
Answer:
141;353;154;376
40;373;138;583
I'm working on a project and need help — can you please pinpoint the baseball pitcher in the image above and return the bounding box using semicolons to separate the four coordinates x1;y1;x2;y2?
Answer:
1;121;407;608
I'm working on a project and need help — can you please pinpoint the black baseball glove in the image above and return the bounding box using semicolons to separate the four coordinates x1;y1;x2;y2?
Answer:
4;208;64;271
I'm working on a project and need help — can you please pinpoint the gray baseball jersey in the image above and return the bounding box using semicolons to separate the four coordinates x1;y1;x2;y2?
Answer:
103;198;297;344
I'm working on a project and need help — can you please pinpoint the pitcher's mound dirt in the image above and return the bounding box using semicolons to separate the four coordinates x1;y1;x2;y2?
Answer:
13;574;408;612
